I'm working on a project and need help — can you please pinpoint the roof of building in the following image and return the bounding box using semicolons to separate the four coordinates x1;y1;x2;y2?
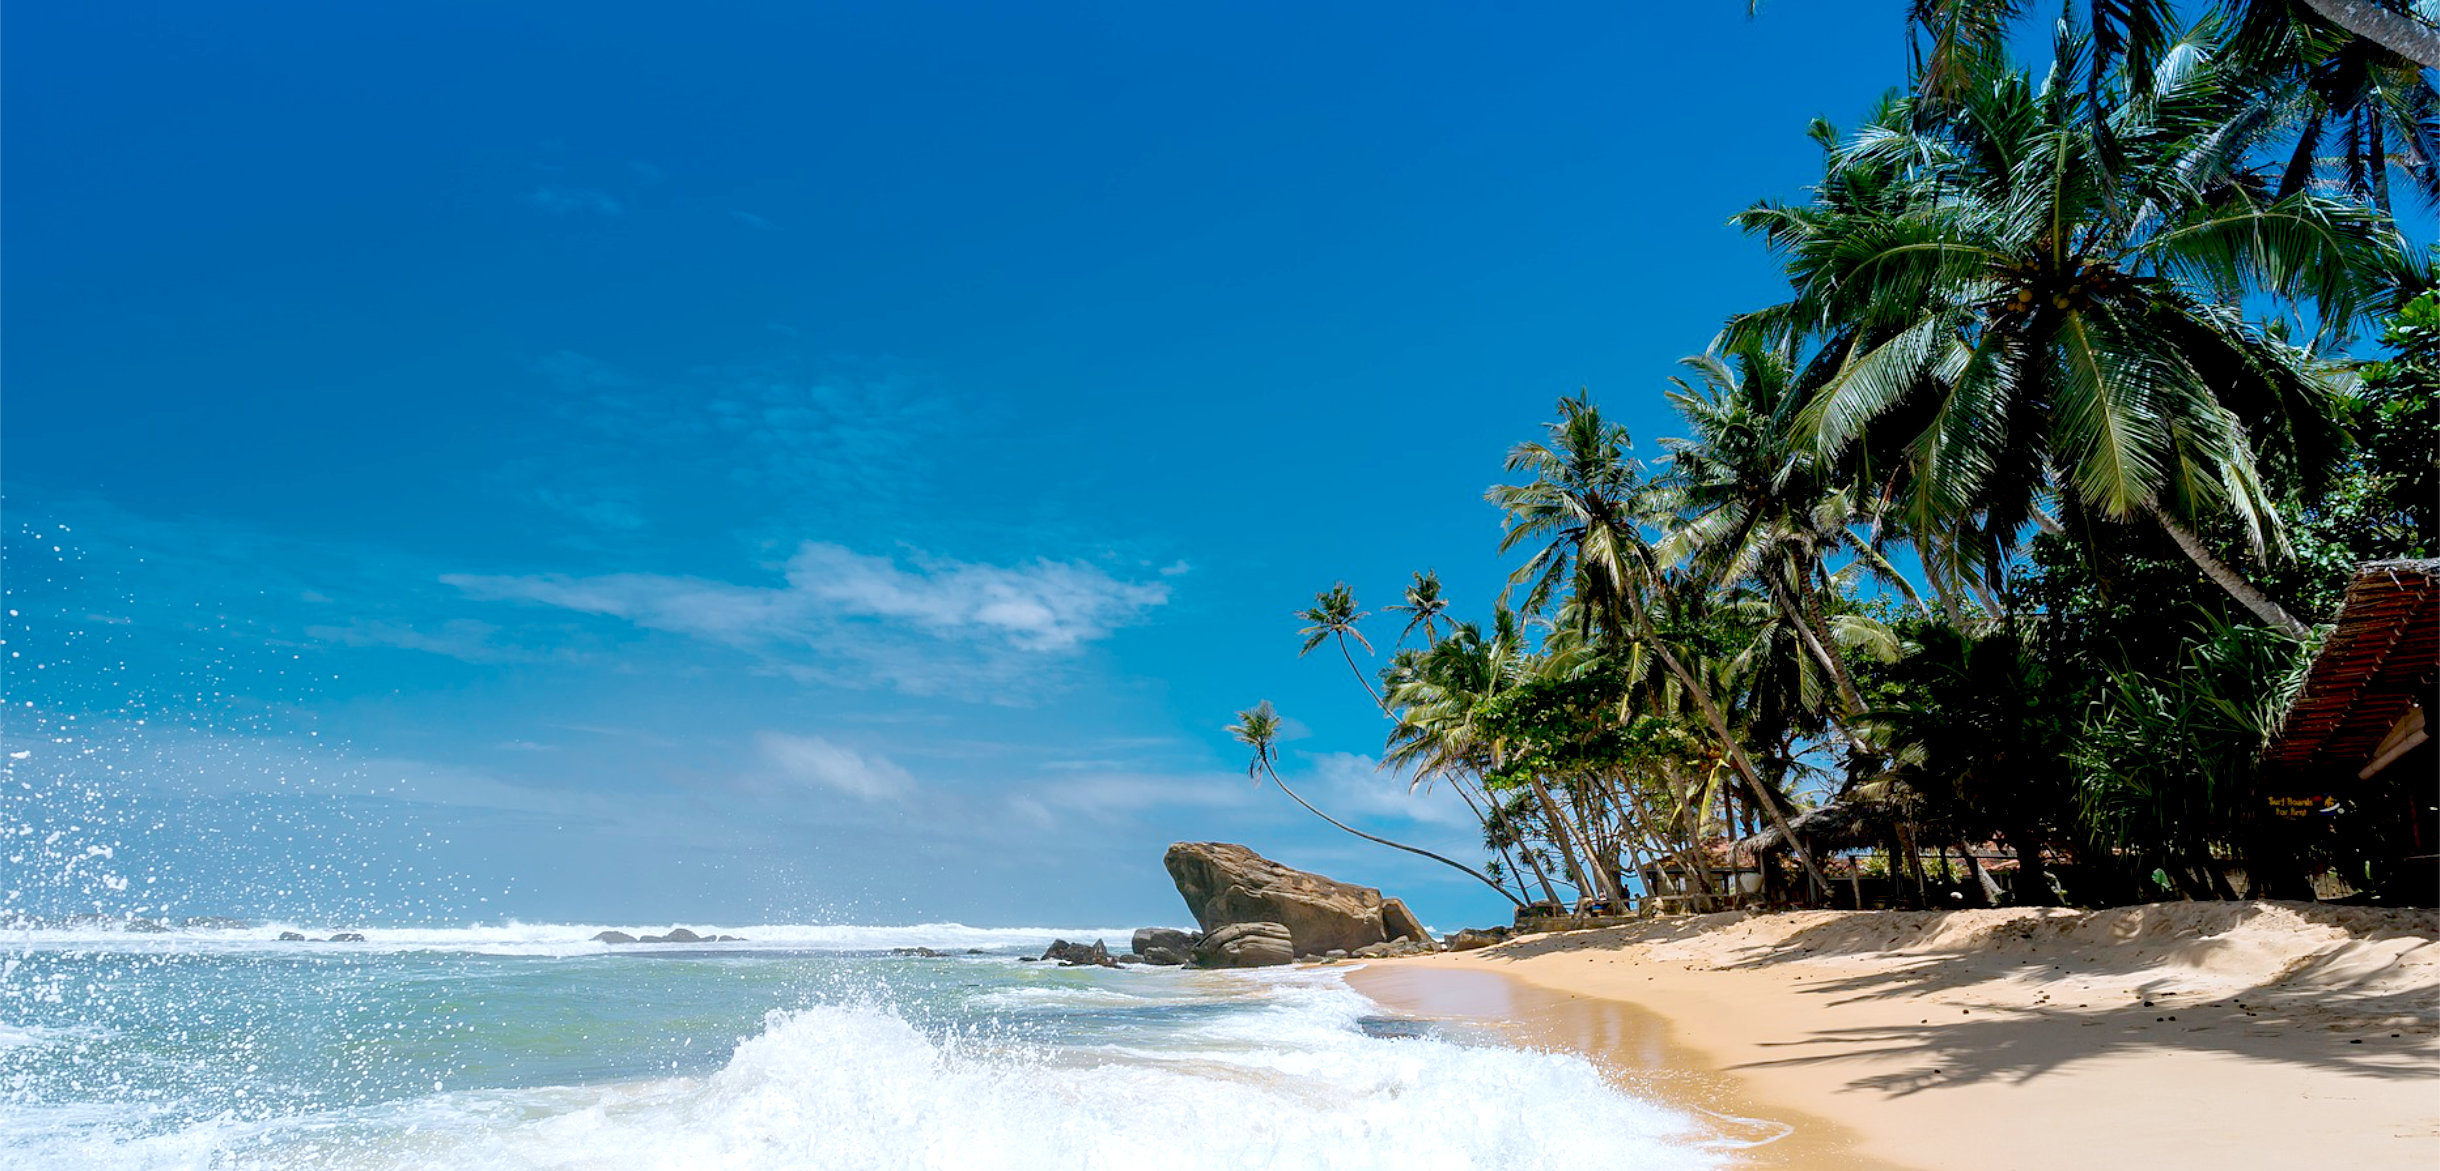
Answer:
2263;558;2439;771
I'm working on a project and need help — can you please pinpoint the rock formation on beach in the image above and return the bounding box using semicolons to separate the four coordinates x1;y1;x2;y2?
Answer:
1163;841;1438;962
1192;921;1296;967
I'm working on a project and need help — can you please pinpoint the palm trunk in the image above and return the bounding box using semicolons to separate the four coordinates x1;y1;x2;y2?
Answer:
1336;633;1385;706
1262;763;1524;906
1634;615;1835;901
2150;509;2312;638
1452;773;1536;906
1767;571;1872;751
2297;0;2440;69
1523;772;1601;909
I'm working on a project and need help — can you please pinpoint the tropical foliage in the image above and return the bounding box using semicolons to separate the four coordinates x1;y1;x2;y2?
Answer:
1225;4;2436;912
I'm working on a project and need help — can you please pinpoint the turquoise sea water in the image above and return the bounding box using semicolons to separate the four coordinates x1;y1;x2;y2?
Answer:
0;922;1730;1169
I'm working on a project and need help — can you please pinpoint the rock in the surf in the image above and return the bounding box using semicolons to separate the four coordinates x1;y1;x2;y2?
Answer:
1040;938;1116;967
1164;842;1407;957
277;931;308;942
1191;921;1294;968
326;933;366;943
1131;926;1197;953
592;931;637;944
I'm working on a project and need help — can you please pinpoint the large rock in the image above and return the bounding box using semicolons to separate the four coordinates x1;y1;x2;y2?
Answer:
1132;927;1200;956
1191;921;1295;968
1164;842;1396;957
592;930;637;944
1380;897;1430;944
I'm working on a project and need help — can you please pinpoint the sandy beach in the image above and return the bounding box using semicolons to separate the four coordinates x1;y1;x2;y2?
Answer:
1350;901;2440;1170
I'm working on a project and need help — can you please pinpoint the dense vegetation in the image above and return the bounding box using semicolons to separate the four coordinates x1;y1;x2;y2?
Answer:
1231;2;2437;912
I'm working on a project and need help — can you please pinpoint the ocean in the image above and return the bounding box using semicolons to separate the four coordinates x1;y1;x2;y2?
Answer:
0;921;1733;1169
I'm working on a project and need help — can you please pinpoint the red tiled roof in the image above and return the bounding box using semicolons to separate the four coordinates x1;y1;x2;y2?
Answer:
2264;559;2439;771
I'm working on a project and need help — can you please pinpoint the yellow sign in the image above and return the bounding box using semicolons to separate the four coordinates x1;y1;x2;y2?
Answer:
2267;794;2335;819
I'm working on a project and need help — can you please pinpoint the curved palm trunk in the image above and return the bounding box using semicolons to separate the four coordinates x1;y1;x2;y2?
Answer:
1335;633;1384;706
1261;761;1526;907
2150;510;2312;638
1522;772;1602;908
1637;620;1836;901
1766;570;1872;752
2298;0;2440;69
1450;772;1536;906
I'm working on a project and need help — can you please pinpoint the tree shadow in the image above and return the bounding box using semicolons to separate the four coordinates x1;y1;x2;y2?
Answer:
1463;902;2440;1092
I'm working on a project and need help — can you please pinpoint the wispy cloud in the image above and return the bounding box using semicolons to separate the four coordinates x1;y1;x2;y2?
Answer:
755;732;913;801
446;541;1169;660
303;617;548;664
526;186;623;216
729;210;777;230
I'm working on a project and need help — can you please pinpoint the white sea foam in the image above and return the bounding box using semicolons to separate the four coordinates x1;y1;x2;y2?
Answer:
12;970;1729;1171
0;920;1147;958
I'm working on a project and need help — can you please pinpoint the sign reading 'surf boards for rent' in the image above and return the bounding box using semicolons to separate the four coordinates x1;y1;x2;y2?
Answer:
2267;794;2339;819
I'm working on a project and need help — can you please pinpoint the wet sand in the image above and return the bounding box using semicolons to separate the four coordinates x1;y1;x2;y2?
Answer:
1352;962;1873;1168
1349;902;2440;1170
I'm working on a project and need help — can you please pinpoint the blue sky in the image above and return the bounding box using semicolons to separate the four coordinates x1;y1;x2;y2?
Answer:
5;2;1917;929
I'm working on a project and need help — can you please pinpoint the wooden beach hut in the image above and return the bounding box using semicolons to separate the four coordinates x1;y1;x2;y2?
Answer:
2260;558;2438;904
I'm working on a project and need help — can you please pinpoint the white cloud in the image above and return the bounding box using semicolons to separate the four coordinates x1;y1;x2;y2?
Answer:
445;541;1169;659
756;732;913;801
305;617;543;663
1299;751;1472;827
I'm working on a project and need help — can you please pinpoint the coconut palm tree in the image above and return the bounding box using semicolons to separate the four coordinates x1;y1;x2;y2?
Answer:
1387;570;1453;646
1490;394;1835;898
1226;701;1523;905
1297;583;1381;704
1907;0;2440;94
1739;24;2399;637
1653;332;1911;739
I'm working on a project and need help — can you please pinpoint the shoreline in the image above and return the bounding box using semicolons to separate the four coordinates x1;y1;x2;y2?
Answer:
1347;960;1871;1168
1349;901;2440;1170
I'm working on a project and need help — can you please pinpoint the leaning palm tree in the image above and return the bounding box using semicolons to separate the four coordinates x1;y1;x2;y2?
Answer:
1739;24;2400;637
1227;701;1524;906
1297;583;1381;704
1653;331;1911;739
1386;570;1453;646
1489;394;1835;899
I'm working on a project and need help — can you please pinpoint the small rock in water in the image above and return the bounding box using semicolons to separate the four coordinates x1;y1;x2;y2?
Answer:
891;946;949;958
592;931;637;944
1116;952;1145;964
1040;938;1117;967
277;931;308;942
326;933;366;943
715;935;745;942
124;919;170;934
